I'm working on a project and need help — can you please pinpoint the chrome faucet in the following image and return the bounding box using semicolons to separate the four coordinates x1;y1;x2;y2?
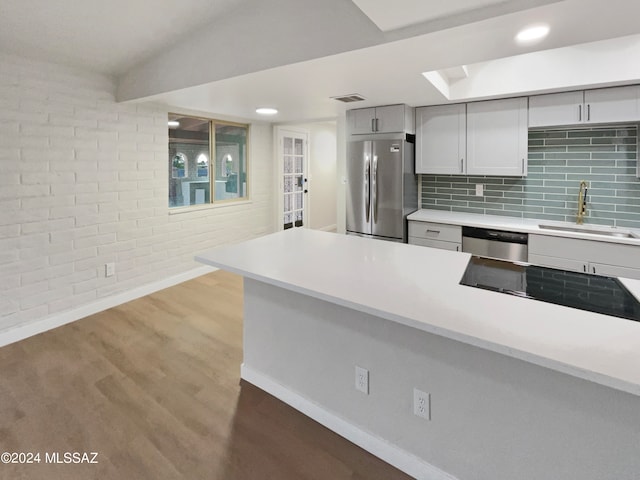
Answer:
576;180;588;225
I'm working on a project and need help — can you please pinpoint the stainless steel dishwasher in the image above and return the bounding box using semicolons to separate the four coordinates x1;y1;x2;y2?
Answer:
462;226;528;262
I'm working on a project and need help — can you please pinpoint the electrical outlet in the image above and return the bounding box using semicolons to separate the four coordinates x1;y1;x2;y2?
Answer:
413;388;430;420
355;366;369;394
475;184;484;196
105;263;115;278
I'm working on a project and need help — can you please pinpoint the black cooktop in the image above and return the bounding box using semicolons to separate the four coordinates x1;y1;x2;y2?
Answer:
460;256;640;322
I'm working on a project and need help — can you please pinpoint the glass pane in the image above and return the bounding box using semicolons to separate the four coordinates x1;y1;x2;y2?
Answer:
284;156;293;174
214;123;248;201
294;156;303;174
284;177;293;193
196;153;208;178
294;138;303;155
168;114;210;208
284;137;293;155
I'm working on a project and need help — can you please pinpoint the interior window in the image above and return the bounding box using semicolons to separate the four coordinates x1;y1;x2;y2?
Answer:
169;114;249;208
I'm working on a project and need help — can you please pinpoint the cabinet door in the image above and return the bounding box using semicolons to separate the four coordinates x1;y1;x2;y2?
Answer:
588;262;640;280
467;97;528;176
528;253;585;272
528;91;584;127
347;108;376;135
585;86;640;124
375;105;406;133
415;104;466;174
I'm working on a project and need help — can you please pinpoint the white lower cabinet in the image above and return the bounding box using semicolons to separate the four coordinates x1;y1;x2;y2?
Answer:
528;253;585;272
408;221;461;252
587;262;640;278
528;234;640;280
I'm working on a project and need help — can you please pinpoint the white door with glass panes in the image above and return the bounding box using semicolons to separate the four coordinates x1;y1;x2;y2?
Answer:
278;129;309;230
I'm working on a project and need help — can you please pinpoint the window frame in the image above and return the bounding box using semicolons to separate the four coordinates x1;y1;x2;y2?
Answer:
168;113;250;210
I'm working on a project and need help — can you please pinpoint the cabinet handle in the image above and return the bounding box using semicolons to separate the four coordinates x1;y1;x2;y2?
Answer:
375;118;379;132
460;158;464;173
579;104;582;122
583;264;587;272
371;118;375;132
592;266;596;274
522;158;525;174
456;245;460;252
587;104;591;121
426;229;440;234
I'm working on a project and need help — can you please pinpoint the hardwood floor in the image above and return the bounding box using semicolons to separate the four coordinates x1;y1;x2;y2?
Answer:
0;270;412;480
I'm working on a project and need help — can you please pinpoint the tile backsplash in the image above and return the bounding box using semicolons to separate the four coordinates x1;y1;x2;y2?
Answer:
420;126;640;228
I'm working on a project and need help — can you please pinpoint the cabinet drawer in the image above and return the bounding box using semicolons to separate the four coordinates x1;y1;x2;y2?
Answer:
408;221;461;242
409;237;461;251
528;253;584;272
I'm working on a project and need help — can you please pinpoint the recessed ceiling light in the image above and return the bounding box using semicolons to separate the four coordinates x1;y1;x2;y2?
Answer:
515;24;550;44
256;107;278;115
168;120;180;127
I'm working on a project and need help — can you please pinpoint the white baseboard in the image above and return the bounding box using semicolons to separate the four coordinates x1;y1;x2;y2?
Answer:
0;265;217;348
317;224;337;232
241;364;458;480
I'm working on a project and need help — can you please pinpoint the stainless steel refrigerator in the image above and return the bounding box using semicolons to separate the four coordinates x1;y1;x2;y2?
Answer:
346;135;417;242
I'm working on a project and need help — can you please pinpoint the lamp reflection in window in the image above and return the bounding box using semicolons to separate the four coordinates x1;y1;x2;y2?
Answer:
197;153;209;178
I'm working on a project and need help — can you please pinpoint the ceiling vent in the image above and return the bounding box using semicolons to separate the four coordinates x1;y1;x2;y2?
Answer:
331;93;366;103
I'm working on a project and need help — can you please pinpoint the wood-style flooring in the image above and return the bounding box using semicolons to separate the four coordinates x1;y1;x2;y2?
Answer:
0;270;412;480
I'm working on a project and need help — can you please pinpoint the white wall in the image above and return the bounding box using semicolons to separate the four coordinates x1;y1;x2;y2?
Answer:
285;122;337;231
0;53;275;335
336;115;347;234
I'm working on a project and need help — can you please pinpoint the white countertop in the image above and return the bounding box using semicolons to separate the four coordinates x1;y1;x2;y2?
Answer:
407;209;640;246
196;228;640;397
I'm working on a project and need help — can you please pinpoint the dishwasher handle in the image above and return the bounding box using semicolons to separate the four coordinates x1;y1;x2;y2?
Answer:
462;226;528;244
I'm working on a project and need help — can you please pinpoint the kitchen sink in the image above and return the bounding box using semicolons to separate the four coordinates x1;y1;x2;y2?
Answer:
538;224;640;239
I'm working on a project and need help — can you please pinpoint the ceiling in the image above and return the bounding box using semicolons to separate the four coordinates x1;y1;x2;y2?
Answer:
2;0;640;123
140;0;640;123
0;0;243;75
351;0;513;32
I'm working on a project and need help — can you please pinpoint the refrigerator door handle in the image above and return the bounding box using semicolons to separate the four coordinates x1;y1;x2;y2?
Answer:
372;155;378;223
364;155;370;223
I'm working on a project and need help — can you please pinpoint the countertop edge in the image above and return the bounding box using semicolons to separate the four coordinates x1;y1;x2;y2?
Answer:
407;209;640;246
196;251;640;398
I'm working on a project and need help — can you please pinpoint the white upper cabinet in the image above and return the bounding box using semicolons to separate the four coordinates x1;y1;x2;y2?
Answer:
584;86;640;124
416;104;466;175
347;104;414;135
375;105;409;133
528;91;584;127
348;107;376;135
529;85;640;127
466;97;528;176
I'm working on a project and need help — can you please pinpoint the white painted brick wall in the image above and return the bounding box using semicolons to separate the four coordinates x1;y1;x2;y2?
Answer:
0;53;276;332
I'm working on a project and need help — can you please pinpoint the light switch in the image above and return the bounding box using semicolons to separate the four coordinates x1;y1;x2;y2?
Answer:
475;184;484;196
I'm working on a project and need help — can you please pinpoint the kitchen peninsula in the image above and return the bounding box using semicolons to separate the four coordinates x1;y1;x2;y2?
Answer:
196;229;640;480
